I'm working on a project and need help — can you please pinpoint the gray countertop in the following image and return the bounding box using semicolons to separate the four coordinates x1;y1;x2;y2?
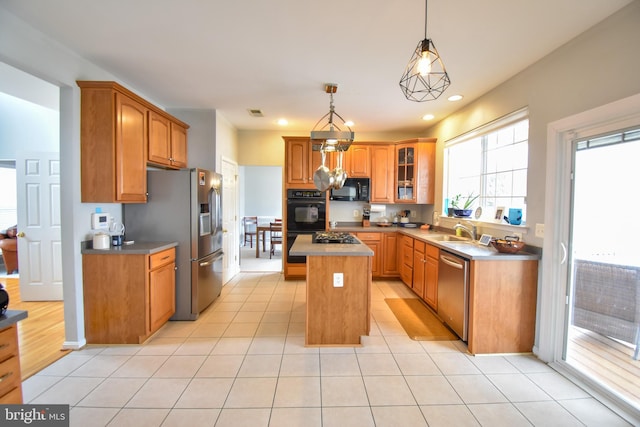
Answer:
331;225;540;261
0;309;28;329
290;234;374;257
81;240;178;255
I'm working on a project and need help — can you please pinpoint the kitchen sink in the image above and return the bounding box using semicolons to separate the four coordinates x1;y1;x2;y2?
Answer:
427;234;471;242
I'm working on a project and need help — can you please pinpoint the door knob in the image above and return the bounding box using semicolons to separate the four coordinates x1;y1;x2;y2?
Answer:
17;232;25;238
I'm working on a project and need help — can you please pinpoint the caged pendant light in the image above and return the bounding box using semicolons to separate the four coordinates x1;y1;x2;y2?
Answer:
399;0;451;102
310;83;354;153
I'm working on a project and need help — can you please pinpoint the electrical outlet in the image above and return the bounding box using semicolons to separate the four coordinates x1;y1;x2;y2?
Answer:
411;210;416;218
353;210;360;218
535;223;545;238
333;272;344;287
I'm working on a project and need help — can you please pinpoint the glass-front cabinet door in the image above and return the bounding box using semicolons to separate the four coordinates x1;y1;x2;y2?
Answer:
395;144;416;202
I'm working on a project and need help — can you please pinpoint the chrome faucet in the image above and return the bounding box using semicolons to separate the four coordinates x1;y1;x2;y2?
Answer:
454;221;477;241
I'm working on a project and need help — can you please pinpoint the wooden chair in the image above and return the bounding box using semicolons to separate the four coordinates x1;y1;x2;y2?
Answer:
243;216;257;247
269;221;283;259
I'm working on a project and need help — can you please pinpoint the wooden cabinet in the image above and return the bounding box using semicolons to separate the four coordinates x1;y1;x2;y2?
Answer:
467;259;538;354
149;249;177;332
284;137;323;188
399;234;414;287
82;247;176;344
0;325;22;404
394;138;437;204
148;111;188;169
381;232;399;276
412;240;426;297
424;244;439;310
343;145;370;177
78;81;189;203
370;145;395;203
356;232;381;277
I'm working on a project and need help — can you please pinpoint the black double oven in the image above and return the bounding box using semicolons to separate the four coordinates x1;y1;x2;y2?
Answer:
286;189;327;264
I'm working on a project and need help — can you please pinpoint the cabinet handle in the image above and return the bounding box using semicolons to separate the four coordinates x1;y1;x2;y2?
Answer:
160;256;170;261
0;371;13;382
0;343;8;350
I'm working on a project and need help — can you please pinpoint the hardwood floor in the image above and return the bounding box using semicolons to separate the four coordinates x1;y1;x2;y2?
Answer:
2;277;70;380
567;325;640;404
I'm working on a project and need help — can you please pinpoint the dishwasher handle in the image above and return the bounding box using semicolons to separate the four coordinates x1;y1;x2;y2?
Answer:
440;254;465;269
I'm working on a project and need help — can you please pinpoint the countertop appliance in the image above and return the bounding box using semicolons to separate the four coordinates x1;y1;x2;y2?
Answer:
437;250;469;341
313;231;357;244
124;168;223;320
286;189;327;264
329;177;369;201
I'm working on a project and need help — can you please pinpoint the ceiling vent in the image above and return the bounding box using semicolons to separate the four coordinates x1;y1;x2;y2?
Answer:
247;109;264;117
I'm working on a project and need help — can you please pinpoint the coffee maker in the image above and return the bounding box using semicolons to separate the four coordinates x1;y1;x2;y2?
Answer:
362;206;371;227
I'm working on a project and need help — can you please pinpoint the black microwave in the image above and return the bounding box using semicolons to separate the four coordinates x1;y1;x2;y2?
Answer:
330;178;370;202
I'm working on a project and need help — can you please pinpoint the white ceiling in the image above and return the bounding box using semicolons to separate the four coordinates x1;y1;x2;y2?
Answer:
1;0;633;135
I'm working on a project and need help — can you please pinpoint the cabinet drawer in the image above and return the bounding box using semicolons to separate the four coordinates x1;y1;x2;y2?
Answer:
414;240;426;254
357;232;380;241
0;326;18;362
426;244;439;259
0;384;22;404
0;355;21;398
149;248;175;270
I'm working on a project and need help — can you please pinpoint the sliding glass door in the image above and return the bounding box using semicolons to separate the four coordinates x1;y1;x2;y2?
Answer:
564;127;640;408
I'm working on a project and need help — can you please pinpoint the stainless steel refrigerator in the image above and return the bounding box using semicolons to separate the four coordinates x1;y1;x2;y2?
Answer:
124;168;223;320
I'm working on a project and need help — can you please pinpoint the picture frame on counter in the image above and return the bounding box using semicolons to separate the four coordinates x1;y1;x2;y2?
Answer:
494;206;505;221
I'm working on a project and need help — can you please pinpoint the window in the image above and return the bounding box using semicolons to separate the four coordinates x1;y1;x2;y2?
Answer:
444;108;529;222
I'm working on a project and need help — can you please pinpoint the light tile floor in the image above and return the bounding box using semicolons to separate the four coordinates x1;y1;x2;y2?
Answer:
22;272;634;427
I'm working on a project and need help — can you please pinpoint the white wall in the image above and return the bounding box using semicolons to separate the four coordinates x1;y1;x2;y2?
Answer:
240;166;282;219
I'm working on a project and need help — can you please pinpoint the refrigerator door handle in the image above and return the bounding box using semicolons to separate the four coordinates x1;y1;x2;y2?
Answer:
199;252;223;267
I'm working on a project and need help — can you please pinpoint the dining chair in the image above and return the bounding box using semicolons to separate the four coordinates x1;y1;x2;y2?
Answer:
243;216;258;247
269;221;283;259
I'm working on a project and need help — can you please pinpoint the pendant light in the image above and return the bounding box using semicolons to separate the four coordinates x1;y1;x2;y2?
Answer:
399;0;451;102
310;83;354;153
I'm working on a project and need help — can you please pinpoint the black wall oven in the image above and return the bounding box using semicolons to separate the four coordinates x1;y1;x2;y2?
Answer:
286;189;326;263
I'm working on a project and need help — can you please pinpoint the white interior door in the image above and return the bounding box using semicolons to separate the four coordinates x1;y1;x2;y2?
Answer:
221;157;239;283
16;151;62;300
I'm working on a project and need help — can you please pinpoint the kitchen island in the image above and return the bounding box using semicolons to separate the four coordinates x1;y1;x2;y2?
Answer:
290;234;373;346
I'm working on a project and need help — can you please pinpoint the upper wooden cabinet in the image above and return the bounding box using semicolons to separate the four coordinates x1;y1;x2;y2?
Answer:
369;145;395;203
284;136;325;189
394;138;436;204
78;81;189;203
343;145;369;177
148;110;188;169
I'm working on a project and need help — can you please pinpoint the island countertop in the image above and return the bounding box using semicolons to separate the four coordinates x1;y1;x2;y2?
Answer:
289;234;373;257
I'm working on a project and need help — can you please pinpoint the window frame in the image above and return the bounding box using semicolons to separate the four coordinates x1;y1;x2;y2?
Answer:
444;108;529;223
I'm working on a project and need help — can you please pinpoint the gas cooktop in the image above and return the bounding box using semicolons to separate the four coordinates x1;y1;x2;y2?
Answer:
313;231;358;244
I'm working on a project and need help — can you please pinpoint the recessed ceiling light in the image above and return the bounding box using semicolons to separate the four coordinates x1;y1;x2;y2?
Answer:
422;114;434;121
447;94;463;102
344;120;354;127
277;118;288;126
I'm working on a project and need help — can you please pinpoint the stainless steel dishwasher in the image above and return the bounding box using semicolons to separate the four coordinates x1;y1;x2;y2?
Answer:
437;250;469;341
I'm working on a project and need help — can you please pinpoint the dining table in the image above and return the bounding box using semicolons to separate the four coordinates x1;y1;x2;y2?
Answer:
254;222;282;258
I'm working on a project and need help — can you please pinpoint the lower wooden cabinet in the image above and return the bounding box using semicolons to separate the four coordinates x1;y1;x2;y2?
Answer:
83;247;176;344
0;325;22;404
423;244;439;310
399;234;414;286
356;232;381;278
381;232;399;276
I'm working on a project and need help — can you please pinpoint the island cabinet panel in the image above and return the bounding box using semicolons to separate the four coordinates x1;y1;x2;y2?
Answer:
467;259;538;354
306;256;371;346
0;325;23;404
82;248;176;344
